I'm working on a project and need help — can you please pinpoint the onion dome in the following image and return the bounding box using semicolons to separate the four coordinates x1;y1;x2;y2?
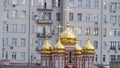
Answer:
53;39;65;53
82;39;95;54
53;25;65;53
82;26;95;54
41;38;52;54
41;26;52;54
60;23;77;44
75;43;82;55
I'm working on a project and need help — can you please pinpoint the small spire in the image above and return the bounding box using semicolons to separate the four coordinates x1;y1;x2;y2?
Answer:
87;26;90;40
45;25;48;40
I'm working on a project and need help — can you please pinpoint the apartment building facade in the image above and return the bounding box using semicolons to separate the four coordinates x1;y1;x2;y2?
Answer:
0;0;120;68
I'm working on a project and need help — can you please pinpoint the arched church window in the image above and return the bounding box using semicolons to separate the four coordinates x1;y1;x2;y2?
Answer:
69;51;72;63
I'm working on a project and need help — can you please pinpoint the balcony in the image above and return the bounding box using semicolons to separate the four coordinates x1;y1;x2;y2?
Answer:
36;33;52;38
37;19;53;24
37;6;52;11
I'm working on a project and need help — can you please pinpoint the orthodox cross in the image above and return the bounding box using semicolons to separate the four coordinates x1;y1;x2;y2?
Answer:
87;26;90;40
45;25;48;39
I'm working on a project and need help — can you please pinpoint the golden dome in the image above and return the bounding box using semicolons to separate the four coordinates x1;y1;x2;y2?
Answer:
60;23;77;44
41;38;52;54
53;39;65;53
75;43;82;55
82;39;95;54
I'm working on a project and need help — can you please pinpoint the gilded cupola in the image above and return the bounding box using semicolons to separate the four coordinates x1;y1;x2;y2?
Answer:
53;25;65;53
74;28;82;55
75;43;82;55
82;26;95;54
60;23;77;44
41;26;52;54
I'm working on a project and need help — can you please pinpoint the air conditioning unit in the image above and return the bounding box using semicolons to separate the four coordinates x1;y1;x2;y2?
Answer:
113;23;115;26
95;22;98;24
104;21;108;23
113;10;116;13
12;4;16;7
10;46;13;50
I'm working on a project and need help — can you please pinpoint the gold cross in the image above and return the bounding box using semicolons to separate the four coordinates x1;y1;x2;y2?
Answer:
45;25;48;39
87;26;90;40
57;25;63;39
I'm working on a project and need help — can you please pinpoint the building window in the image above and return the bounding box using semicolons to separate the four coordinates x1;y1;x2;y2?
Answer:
21;24;26;33
109;28;116;36
12;10;17;18
19;0;26;5
82;28;88;35
21;52;25;60
103;0;107;9
110;3;117;12
21;10;26;19
56;13;60;21
69;13;74;21
117;55;120;62
38;12;45;20
118;16;120;24
118;42;120;50
86;0;90;8
77;13;82;21
118;30;120;36
38;26;45;36
3;22;8;32
12;52;16;60
94;41;98;49
95;55;97;62
38;40;44;48
103;15;107;22
103;55;105;62
69;51;72;63
47;13;51;20
102;41;107;49
110;16;117;23
69;0;74;7
86;14;90;21
38;0;44;6
118;3;120;10
5;52;8;60
54;0;60;7
103;28;106;37
21;39;26;47
110;41;116;50
3;37;8;46
110;55;116;62
94;14;98;22
31;0;34;6
3;10;8;20
94;0;99;8
78;27;82;35
12;0;18;5
12;24;17;32
78;0;82;8
94;28;98;36
12;38;17;46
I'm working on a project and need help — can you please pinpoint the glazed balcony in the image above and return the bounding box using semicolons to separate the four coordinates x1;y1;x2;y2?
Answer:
36;33;52;38
37;19;53;24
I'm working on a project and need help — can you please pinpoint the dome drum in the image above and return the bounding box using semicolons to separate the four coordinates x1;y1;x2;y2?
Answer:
60;38;76;44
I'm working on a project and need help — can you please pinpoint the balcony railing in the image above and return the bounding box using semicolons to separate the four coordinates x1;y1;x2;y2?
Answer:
37;19;53;24
37;6;52;11
36;33;52;38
